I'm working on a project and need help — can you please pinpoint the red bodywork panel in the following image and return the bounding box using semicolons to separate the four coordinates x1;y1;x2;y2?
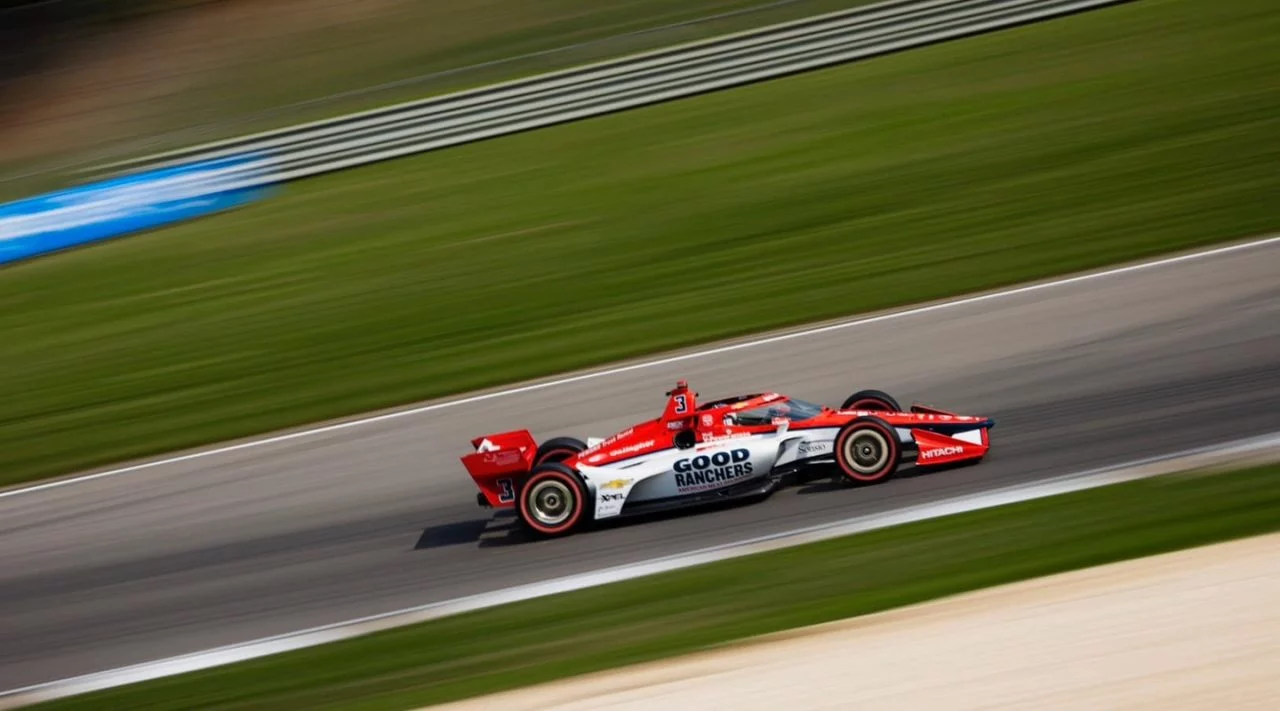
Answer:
911;426;990;466
660;379;698;426
460;429;538;508
907;402;992;465
576;420;673;465
572;380;698;466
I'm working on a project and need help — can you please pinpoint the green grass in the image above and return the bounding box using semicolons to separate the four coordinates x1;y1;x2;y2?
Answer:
30;462;1280;710
1;0;1276;485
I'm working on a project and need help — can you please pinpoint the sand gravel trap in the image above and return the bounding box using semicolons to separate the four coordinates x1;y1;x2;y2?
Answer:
427;531;1280;710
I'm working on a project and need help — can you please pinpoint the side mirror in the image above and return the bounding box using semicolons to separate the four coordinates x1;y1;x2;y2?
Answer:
674;429;696;449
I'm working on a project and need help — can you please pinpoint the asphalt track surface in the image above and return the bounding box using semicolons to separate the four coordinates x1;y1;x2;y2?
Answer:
2;239;1279;692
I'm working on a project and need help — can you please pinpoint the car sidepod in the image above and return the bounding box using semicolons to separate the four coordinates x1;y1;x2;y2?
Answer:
577;432;790;520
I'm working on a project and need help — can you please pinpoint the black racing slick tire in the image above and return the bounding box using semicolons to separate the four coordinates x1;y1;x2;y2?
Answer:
840;389;902;412
517;463;590;537
534;436;588;466
834;416;901;485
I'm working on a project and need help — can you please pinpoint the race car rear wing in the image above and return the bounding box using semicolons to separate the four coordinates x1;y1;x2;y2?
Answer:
460;429;538;508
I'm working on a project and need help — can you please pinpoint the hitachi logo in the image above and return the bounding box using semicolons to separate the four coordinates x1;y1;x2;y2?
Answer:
921;446;964;459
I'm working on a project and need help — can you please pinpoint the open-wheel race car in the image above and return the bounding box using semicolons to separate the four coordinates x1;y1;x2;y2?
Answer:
461;380;994;537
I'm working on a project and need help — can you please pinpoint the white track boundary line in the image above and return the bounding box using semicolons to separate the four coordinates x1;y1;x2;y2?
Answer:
3;431;1278;709
3;232;1278;501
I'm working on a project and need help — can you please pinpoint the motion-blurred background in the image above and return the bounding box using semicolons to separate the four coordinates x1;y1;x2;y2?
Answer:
0;1;1277;707
1;0;853;195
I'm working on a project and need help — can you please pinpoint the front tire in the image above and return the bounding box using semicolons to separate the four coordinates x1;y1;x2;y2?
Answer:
517;463;589;537
840;388;902;412
834;416;901;485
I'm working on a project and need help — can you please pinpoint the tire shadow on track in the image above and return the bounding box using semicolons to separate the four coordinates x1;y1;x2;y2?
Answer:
413;510;557;549
413;516;506;550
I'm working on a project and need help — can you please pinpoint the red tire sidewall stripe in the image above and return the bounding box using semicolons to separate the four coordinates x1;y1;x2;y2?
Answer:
837;421;899;481
519;470;585;534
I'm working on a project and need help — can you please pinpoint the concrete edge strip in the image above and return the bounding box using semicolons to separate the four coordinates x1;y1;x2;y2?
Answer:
4;431;1278;708
3;232;1278;502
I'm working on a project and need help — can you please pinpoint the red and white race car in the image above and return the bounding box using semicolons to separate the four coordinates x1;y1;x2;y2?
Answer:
462;380;994;537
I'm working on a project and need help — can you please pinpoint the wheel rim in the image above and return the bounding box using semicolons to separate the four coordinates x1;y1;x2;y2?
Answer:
843;429;890;475
528;479;575;526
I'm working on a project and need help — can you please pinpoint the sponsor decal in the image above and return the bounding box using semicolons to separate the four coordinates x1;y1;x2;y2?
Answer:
797;441;830;457
700;431;751;443
585;454;604;464
607;439;655;458
601;492;625;503
667;420;685;430
673;448;754;493
582;427;634;454
701;413;714;427
600;479;630;490
482;450;521;466
921;445;964;460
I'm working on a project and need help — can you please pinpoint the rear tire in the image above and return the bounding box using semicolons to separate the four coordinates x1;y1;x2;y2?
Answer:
834;416;901;485
534;436;588;466
517;463;589;537
840;389;902;412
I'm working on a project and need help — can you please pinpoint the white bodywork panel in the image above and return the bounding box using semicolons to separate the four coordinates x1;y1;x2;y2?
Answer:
577;423;845;520
950;429;985;445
